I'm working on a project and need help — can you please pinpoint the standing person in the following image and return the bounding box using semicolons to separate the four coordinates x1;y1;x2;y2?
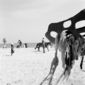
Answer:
24;43;28;48
18;40;22;47
11;44;14;56
42;37;45;53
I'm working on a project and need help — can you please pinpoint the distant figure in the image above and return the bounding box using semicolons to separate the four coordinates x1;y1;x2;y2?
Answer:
42;38;45;53
18;40;22;47
24;43;28;48
11;44;14;56
17;40;22;48
35;42;51;52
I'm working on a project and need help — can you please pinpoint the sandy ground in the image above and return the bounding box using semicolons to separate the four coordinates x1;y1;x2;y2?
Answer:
0;47;85;85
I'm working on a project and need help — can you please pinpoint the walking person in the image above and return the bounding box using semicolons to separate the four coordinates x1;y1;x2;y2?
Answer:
11;44;14;56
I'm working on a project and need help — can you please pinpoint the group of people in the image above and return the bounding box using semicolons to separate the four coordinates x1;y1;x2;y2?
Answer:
10;40;23;56
10;38;47;56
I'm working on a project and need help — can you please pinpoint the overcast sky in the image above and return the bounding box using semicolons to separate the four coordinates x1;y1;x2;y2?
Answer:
0;0;85;43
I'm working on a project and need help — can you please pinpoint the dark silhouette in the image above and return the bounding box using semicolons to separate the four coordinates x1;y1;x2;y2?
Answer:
11;44;14;56
40;9;85;85
45;9;85;44
41;30;85;85
35;42;51;52
24;43;28;48
16;40;22;48
42;38;45;53
3;38;7;48
80;56;84;69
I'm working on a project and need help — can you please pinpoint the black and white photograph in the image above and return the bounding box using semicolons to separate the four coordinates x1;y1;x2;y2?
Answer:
0;0;85;85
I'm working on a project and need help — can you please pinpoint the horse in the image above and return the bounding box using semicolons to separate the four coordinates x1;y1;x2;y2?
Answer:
35;42;52;52
40;9;85;85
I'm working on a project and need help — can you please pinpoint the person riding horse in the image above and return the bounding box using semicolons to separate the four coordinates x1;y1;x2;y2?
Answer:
35;42;51;52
